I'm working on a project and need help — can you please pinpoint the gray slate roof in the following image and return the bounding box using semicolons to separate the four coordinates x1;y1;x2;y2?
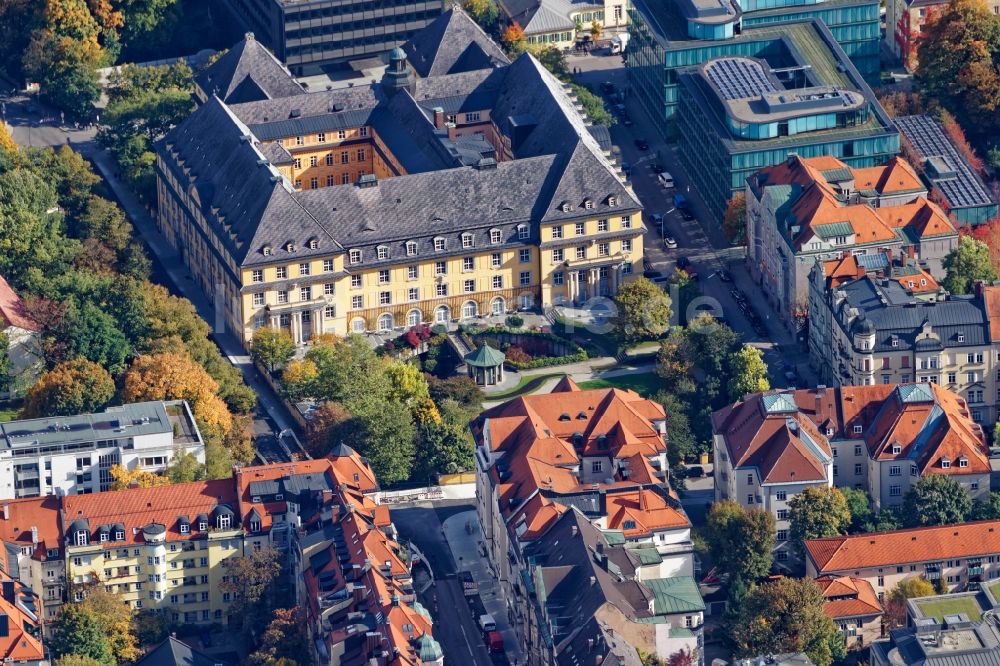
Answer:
135;637;233;666
195;34;304;104
835;276;990;353
403;6;510;78
160;48;638;268
1;401;175;450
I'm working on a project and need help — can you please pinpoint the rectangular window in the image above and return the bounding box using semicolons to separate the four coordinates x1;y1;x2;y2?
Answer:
491;253;502;268
622;239;632;252
598;243;609;257
520;271;531;286
553;249;564;263
575;246;586;260
463;257;475;271
309;156;317;167
598;219;609;232
575;222;586;236
251;269;263;283
351;295;363;310
435;261;447;276
855;464;863;475
378;269;390;284
407;265;418;280
325;154;333;166
379;292;391;306
621;215;632;229
775;491;786;501
299;262;310;276
492;275;503;289
324;283;334;295
357;149;366;161
276;266;288;279
551;226;563;240
889;485;901;497
464;279;476;293
519;249;530;263
252;293;265;307
436;284;448;297
277;290;288;304
776;509;788;520
351;274;362;288
408;288;419;301
553;272;564;286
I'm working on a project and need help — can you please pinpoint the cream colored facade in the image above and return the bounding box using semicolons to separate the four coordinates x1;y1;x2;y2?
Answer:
65;525;244;624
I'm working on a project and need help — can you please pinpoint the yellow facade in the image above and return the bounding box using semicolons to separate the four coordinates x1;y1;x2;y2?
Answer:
65;529;244;624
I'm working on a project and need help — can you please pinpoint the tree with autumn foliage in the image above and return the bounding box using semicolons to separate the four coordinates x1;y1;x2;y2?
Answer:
501;21;527;53
942;235;998;294
109;464;169;490
51;584;139;666
916;0;1000;148
885;577;936;627
723;192;747;245
959;216;1000;273
21;358;115;418
220;546;287;636
249;607;313;666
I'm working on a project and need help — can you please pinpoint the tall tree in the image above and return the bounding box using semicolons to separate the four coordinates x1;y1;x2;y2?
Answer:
75;585;140;665
839;487;873;533
248;607;313;666
885;578;935;628
726;345;770;402
613;277;672;343
706;501;775;582
0;332;11;394
727;578;844;666
461;0;499;34
788;487;851;559
109;464;169;489
903;474;972;527
48;605;114;666
723;192;747;245
942;233;998;295
21;358;115;417
250;329;296;373
220;546;285;635
500;21;526;53
970;492;1000;520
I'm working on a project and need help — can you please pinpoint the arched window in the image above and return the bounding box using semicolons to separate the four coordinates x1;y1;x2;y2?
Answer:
435;305;450;324
461;301;478;319
491;297;505;315
378;313;393;331
351;317;366;333
407;309;421;327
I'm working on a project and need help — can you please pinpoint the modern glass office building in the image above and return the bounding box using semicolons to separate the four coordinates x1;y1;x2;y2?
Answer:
669;20;898;220
627;0;880;136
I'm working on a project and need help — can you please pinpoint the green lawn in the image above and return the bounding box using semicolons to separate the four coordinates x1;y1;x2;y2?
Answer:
990;581;1000;602
485;373;566;400
0;409;17;423
578;372;662;397
912;597;983;622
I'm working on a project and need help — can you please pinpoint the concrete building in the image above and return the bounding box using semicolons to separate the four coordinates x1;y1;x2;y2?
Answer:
0;274;41;400
626;0;883;138
746;154;957;328
809;274;1000;424
157;29;641;347
894;115;999;227
806;519;1000;602
218;0;445;75
0;401;204;500
816;575;884;650
497;0;628;50
713;383;991;563
886;0;1000;71
473;378;702;665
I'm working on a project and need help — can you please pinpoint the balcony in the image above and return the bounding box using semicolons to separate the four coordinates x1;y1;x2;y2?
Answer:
967;566;984;575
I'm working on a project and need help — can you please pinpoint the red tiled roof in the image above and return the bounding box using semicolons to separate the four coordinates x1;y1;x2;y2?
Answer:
806;520;1000;573
0;575;43;662
983;285;1000;343
604;489;689;536
816;575;883;619
0;496;62;559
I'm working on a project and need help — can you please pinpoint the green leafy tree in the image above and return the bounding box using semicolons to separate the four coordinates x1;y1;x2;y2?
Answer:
570;83;613;126
220;546;285;636
707;501;775;582
726;345;770;401
49;606;114;666
64;301;131;373
130;608;173;646
461;0;500;34
840;487;873;533
654;390;696;467
865;505;905;533
727;577;844;666
613;277;672;343
414;420;474;480
251;329;296;373
971;492;1000;520
55;656;106;666
723;192;747;245
115;0;182;52
21;358;115;417
528;45;569;79
903;474;972;527
344;399;416;484
885;577;936;628
942;236;998;295
788;487;851;559
165;448;205;483
0;332;11;393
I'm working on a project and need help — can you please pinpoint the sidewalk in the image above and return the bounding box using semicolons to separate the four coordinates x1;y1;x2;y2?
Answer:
441;510;524;664
76;140;298;434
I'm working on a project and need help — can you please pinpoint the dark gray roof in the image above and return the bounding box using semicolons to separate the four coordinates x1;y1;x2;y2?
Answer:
403;6;510;78
894;115;996;212
835;276;989;352
195;34;304;104
161;52;638;268
136;636;234;666
1;401;176;451
871;622;1000;666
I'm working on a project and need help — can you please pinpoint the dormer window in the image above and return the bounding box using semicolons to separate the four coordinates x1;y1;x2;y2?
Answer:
99;532;108;543
920;278;927;285
308;238;318;249
285;242;296;253
217;515;231;529
252;496;261;504
908;281;915;288
584;199;594;210
275;494;283;501
250;520;261;532
561;202;572;213
434;237;446;251
853;425;863;434
198;521;208;531
349;249;362;264
891;338;898;348
957;334;965;342
377;245;389;260
607;196;618;207
892;444;902;454
115;530;125;541
179;524;190;534
941;457;951;468
462;233;474;249
623;520;636;530
959;457;969;468
405;241;418;256
490;228;502;244
262;245;272;256
826;427;835;437
518;224;529;240
75;531;88;546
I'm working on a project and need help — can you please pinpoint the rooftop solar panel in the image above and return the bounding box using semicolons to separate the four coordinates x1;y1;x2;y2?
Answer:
705;58;778;101
894;115;995;209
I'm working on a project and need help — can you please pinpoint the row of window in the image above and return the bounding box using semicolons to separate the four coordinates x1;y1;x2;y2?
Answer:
550;216;631;239
551;240;632;263
292;147;367;170
347;274;523;310
276;127;369;148
349;228;531;264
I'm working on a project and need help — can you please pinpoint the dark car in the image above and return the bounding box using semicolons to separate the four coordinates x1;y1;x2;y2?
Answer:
687;466;705;478
717;269;733;282
600;81;616;95
634;138;649;150
676;256;691;269
651;163;665;174
643;268;664;279
621;114;634;127
680;208;695;221
620;161;631;176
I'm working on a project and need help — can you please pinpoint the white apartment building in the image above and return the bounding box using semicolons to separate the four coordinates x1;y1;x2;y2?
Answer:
0;401;204;499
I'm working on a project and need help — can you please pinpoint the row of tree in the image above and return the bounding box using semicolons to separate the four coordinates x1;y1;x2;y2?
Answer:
0;128;255;480
253;332;480;484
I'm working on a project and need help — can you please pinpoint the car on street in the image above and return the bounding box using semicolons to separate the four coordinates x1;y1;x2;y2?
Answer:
634;138;649;150
657;172;675;189
600;81;616;95
651;163;665;174
687;465;705;478
487;631;505;653
643;268;664;279
717;269;733;282
648;212;664;231
664;236;677;249
676;256;691;269
621;114;633;126
680;208;695;221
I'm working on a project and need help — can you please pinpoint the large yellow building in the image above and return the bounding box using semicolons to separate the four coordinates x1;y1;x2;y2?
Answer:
157;22;641;347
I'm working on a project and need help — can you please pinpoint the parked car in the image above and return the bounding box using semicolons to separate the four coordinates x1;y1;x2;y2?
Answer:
651;163;665;174
600;81;616;95
479;614;497;632
488;631;505;653
676;256;692;269
643;268;664;279
717;269;733;282
634;138;649;150
680;208;695;221
621;114;634;126
687;465;705;478
657;172;675;189
664;236;677;249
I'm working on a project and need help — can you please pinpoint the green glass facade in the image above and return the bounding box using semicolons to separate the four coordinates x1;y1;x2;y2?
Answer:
626;0;881;138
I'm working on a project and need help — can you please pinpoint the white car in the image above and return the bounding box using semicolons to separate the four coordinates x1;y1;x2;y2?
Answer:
664;236;678;249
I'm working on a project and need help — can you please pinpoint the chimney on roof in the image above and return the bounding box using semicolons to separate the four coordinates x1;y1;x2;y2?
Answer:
638;489;647;512
571;525;578;537
30;526;37;544
433;107;445;130
590;575;597;586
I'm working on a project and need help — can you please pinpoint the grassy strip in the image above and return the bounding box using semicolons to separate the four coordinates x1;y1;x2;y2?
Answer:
577;372;662;396
485;373;566;400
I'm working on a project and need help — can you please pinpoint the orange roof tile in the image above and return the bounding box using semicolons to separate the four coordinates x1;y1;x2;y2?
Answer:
604;489;689;536
816;575;883;619
806;520;1000;573
986;285;1000;343
0;575;43;662
0;496;62;559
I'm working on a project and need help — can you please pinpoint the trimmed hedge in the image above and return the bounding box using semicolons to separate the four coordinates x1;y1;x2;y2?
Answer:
471;327;587;369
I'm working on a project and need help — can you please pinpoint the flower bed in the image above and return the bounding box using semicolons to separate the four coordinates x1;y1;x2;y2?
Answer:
471;327;587;369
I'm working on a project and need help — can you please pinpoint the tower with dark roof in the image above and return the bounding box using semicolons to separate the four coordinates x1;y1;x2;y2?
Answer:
381;48;416;96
